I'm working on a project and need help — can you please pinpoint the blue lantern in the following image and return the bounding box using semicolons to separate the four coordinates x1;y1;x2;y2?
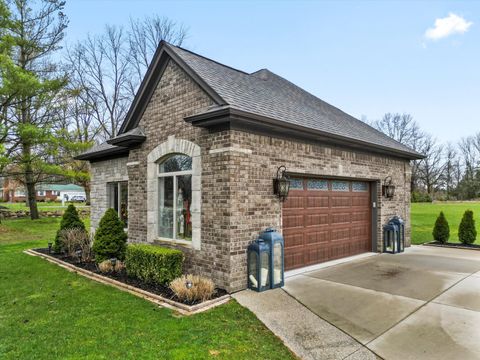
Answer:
259;228;284;289
247;238;271;292
389;216;405;253
383;223;399;254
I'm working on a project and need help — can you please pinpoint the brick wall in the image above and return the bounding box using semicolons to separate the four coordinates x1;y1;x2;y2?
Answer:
90;157;129;231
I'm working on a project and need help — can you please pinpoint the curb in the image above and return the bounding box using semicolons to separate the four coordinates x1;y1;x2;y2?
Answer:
24;249;230;315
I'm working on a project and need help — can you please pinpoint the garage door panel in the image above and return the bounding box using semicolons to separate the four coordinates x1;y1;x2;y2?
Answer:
284;195;304;209
283;177;372;271
305;230;329;245
306;213;329;227
306;196;329;208
331;196;352;208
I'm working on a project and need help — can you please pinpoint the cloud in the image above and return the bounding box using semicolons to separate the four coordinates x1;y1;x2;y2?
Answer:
425;13;473;41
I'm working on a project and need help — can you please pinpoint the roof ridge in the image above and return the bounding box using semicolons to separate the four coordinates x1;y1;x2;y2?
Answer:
167;43;251;76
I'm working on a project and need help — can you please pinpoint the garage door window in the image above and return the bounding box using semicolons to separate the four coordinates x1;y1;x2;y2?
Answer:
307;179;328;191
289;178;304;190
332;180;349;191
352;182;369;192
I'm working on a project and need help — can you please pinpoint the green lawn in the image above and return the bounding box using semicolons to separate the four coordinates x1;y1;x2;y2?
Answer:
1;202;88;212
0;218;294;359
411;201;480;245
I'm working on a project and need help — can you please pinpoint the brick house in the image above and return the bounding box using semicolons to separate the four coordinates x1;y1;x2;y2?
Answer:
0;181;85;202
77;42;422;292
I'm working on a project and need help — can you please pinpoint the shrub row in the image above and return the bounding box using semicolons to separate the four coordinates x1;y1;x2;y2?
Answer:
433;210;477;244
125;244;184;285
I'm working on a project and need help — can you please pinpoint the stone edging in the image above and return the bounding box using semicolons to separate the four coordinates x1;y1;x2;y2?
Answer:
24;249;230;315
423;242;480;251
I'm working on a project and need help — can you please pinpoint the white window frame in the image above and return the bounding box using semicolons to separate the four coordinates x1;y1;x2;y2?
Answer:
157;164;192;243
37;190;46;196
51;190;60;196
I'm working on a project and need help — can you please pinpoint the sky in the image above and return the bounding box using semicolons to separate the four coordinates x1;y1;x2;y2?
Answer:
63;0;479;144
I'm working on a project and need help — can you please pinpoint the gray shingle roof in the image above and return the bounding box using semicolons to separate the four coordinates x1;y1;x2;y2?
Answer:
167;44;421;158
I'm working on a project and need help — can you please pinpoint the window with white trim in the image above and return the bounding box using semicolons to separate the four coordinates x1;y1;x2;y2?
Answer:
107;181;128;227
52;190;60;196
157;154;192;241
37;190;46;196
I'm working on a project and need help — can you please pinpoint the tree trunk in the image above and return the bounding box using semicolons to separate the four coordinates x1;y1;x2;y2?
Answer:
83;180;91;206
25;164;39;220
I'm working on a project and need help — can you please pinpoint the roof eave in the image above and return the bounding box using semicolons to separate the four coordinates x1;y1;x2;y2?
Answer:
185;108;424;160
106;134;146;147
74;147;130;161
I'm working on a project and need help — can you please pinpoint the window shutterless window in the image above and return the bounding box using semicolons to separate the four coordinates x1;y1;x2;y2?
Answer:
37;190;46;196
107;181;128;227
157;154;192;241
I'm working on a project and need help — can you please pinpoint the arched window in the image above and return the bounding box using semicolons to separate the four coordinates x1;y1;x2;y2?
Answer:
157;154;193;240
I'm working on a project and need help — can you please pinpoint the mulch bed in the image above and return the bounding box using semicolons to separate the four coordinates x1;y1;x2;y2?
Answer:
424;241;480;250
34;248;227;306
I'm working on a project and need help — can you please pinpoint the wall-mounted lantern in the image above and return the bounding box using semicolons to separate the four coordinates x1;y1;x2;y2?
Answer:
382;176;395;199
273;166;290;201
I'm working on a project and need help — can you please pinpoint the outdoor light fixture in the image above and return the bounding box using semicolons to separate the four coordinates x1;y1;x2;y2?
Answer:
110;258;117;268
75;249;82;261
47;242;53;254
382;176;395;199
185;280;193;289
273;165;290;201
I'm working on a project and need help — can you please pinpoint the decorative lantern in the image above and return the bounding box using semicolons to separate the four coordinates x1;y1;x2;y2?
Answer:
389;216;405;253
273;166;290;201
383;223;399;254
259;228;285;289
47;242;53;254
247;238;271;292
382;176;395;199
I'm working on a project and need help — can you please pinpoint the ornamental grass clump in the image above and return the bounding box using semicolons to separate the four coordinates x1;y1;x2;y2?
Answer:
458;210;477;245
60;228;92;261
432;211;450;244
170;274;215;303
53;204;86;253
92;208;128;263
98;259;125;273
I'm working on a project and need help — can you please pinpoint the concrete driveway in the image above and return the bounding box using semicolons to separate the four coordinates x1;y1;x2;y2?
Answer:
284;246;480;360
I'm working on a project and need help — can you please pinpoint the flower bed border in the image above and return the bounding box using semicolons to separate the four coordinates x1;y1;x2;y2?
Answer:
423;241;480;251
24;249;230;315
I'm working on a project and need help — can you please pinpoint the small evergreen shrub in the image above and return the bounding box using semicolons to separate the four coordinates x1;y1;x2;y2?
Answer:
432;211;450;244
54;204;86;253
92;208;128;263
458;210;477;245
125;244;184;286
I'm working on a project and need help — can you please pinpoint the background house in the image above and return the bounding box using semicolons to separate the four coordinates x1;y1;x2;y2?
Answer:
0;181;85;202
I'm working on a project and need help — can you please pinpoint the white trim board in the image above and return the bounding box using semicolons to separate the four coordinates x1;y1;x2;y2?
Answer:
284;252;378;279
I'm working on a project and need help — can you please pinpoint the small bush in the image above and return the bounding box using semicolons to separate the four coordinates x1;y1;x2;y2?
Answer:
170;274;215;303
459;210;477;245
54;204;86;253
98;259;125;273
432;211;450;244
60;228;92;261
92;208;128;263
125;244;183;286
411;191;432;203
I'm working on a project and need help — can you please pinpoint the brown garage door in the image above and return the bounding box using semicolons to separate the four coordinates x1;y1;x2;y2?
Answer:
282;178;372;271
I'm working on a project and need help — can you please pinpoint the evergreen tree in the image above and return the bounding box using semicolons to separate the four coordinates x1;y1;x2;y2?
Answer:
458;210;477;245
54;204;86;252
92;208;127;263
432;211;450;244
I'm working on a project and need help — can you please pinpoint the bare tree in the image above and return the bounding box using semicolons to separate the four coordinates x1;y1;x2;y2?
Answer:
417;135;445;197
369;113;426;192
66;15;187;140
443;143;459;199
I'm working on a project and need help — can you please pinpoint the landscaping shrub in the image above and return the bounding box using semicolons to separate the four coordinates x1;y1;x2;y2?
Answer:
92;208;128;263
125;244;183;286
54;204;86;253
411;191;432;203
432;211;450;244
458;210;477;245
60;228;92;261
98;259;125;273
170;274;215;303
